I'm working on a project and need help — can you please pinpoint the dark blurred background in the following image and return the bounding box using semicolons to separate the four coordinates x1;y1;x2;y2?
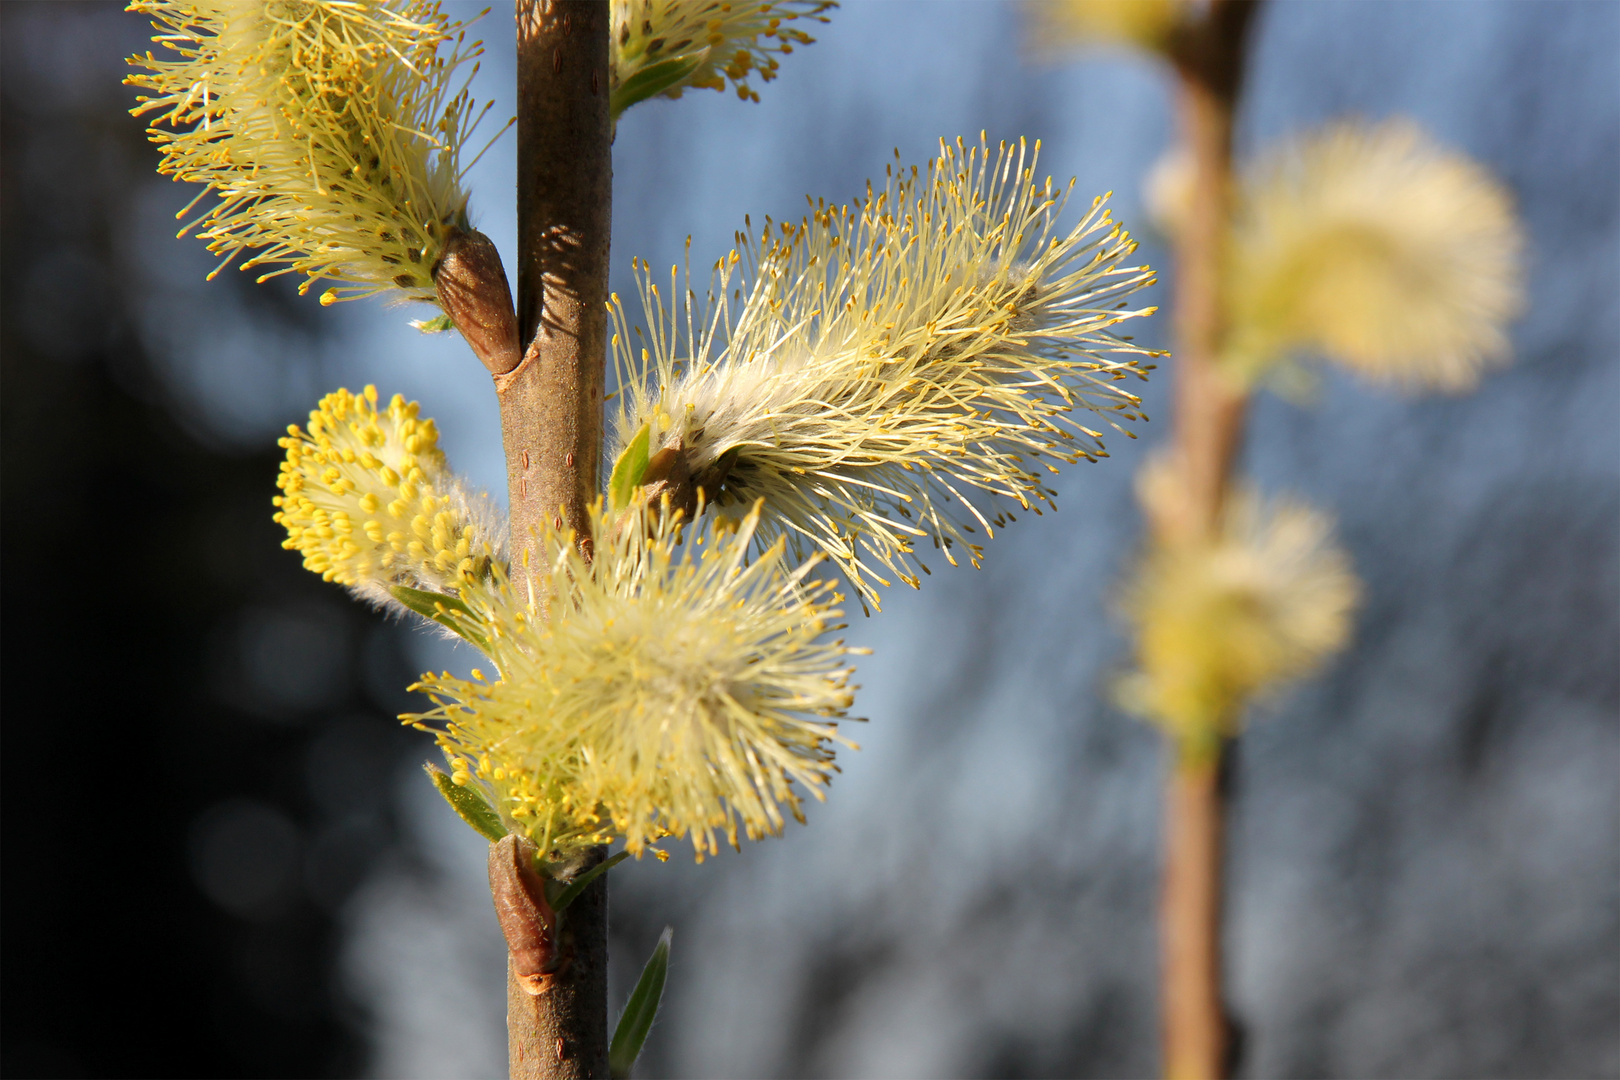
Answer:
2;5;427;1075
2;2;1616;1078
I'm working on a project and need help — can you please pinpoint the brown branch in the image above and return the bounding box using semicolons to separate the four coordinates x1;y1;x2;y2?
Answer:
1161;759;1226;1080
500;2;613;1078
1162;0;1258;545
506;0;612;588
1157;3;1259;1079
502;846;610;1080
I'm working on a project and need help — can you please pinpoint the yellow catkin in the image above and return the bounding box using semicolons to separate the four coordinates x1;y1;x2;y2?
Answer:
1118;458;1361;756
1224;118;1526;393
609;136;1159;608
610;0;833;113
1028;0;1186;56
406;500;865;862
126;0;495;306
274;386;503;602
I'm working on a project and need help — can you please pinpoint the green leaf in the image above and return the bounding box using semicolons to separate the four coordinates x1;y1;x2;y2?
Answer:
425;764;507;843
389;585;490;654
609;927;672;1080
611;53;705;119
608;424;652;511
392;584;474;617
409;314;456;333
549;850;631;913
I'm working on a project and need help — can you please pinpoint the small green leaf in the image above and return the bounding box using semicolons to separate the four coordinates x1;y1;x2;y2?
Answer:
550;850;631;913
425;764;507;843
611;54;705;118
609;927;672;1080
389;585;490;654
608;424;652;511
410;314;457;333
392;584;474;617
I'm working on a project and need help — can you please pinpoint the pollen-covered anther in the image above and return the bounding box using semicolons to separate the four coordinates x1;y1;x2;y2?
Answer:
407;501;864;862
126;0;500;308
609;0;834;116
609;136;1158;608
275;386;505;604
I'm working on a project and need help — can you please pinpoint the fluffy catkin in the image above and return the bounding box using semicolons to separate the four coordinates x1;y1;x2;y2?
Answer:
1119;458;1360;756
408;501;864;862
609;0;833;115
1223;119;1525;392
274;386;504;607
126;0;497;306
610;137;1158;609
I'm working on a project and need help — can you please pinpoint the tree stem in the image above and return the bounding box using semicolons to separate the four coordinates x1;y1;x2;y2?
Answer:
1166;67;1246;543
502;2;613;1077
505;850;611;1080
1164;0;1254;546
506;0;612;587
1158;3;1258;1077
1161;758;1225;1080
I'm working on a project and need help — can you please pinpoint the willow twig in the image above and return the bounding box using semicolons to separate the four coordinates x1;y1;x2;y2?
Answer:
1159;3;1259;1078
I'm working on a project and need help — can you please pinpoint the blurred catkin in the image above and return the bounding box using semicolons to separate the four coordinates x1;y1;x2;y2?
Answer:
1223;119;1525;392
1119;457;1361;758
1027;0;1186;56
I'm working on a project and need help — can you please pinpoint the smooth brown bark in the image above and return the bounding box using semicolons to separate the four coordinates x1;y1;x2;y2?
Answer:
1156;4;1259;1078
1163;1;1256;545
504;850;610;1080
504;0;612;593
1166;68;1246;544
1161;759;1226;1080
501;2;613;1078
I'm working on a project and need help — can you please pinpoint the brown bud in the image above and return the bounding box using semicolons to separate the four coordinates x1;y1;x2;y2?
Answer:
489;834;559;996
692;446;740;503
639;439;697;523
434;228;521;376
617;443;743;541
